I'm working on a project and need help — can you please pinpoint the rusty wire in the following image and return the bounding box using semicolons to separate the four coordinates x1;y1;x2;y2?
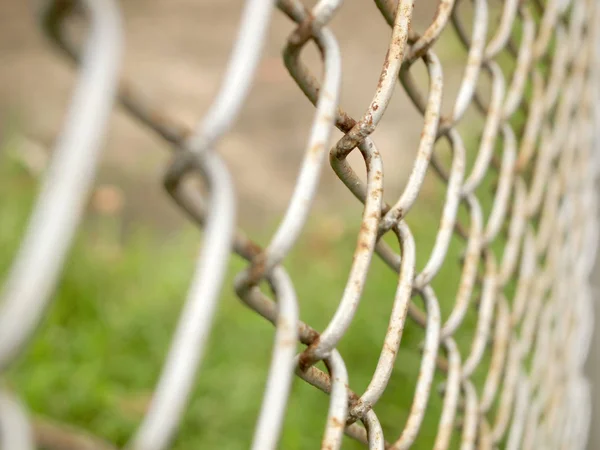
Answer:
1;0;600;449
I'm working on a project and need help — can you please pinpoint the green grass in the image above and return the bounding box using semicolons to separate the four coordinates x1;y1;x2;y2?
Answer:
0;141;491;449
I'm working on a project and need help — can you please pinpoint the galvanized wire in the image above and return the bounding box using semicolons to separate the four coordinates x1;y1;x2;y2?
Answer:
1;0;600;449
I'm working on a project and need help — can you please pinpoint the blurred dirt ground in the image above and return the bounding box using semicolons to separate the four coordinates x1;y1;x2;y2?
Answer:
0;0;449;232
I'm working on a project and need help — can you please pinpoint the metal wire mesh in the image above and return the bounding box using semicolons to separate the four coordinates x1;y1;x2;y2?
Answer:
1;0;599;448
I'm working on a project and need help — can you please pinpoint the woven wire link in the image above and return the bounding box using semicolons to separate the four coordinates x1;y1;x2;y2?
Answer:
1;0;600;449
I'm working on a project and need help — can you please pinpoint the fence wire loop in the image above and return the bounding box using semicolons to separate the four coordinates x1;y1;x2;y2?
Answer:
1;0;599;449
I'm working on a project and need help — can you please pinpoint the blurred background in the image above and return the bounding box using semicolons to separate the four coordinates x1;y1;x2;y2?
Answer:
1;1;598;449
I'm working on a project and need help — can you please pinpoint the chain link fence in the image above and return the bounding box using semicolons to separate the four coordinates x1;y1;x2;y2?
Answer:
1;0;599;448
